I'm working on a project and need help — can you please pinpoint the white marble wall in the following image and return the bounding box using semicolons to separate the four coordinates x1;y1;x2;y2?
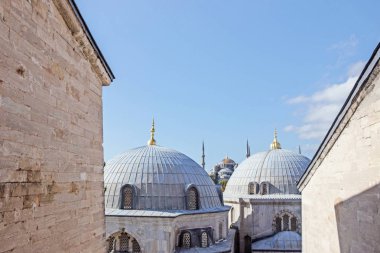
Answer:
301;65;380;253
225;198;301;253
106;211;229;253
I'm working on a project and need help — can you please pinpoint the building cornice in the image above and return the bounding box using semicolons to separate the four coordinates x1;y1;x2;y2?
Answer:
53;0;114;85
297;43;380;191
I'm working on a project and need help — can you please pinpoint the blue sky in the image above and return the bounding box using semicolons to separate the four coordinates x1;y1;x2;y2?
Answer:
76;0;380;169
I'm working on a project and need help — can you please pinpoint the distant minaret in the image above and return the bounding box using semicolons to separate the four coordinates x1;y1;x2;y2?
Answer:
201;141;205;170
299;145;302;154
246;139;251;158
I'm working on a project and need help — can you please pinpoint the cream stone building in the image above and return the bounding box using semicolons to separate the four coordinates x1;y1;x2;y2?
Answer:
224;131;309;253
104;122;234;253
298;43;380;253
0;0;113;252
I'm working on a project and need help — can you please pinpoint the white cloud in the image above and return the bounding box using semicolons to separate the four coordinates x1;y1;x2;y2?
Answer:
329;35;358;53
329;35;358;66
285;62;363;141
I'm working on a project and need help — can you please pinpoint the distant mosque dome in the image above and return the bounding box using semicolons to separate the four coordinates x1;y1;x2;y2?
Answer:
222;156;236;165
224;129;310;196
104;120;222;211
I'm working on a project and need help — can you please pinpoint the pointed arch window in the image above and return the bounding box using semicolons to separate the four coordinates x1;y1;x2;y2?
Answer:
201;232;208;248
291;217;297;231
132;239;141;253
273;212;299;233
107;236;115;253
119;232;129;251
186;187;199;210
283;214;289;231
275;217;282;232
182;232;191;248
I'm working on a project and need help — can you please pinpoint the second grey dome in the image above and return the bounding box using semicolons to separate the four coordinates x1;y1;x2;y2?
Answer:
224;149;310;196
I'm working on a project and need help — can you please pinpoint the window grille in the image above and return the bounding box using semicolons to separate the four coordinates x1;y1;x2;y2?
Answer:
201;232;208;248
182;232;191;248
132;239;141;253
291;217;297;231
107;236;115;253
124;186;133;209
219;223;223;239
187;187;199;210
119;233;129;251
261;183;268;195
283;214;289;231
275;217;282;232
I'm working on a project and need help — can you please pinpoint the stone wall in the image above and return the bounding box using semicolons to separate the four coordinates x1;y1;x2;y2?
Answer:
225;198;301;253
0;0;111;252
301;62;380;253
251;200;301;239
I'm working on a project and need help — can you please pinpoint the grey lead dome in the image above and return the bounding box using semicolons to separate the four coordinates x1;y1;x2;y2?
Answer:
224;149;310;195
104;145;222;210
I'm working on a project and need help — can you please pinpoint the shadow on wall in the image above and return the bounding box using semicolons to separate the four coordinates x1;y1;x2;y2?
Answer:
335;183;380;253
230;208;253;253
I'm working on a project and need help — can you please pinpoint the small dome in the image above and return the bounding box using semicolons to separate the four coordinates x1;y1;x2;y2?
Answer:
224;149;310;195
104;145;222;211
222;157;236;164
252;231;301;251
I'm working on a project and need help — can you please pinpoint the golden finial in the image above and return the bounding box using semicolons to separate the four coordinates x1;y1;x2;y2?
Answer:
147;118;156;145
270;128;281;150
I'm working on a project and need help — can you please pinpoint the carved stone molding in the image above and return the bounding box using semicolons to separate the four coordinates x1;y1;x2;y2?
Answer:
53;0;112;86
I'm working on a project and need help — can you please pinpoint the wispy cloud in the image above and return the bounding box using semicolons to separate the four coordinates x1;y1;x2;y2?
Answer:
329;34;358;53
328;35;358;68
285;61;364;140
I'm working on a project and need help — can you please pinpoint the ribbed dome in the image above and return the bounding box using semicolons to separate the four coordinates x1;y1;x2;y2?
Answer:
104;145;222;210
252;231;302;251
224;149;310;195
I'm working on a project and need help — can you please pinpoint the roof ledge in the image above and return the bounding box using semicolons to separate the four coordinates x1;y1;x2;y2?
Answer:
53;0;114;86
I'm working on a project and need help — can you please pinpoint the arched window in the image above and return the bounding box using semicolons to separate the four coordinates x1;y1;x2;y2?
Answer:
201;232;208;248
248;182;259;194
187;187;199;210
119;232;129;251
182;232;191;248
283;214;289;231
219;222;223;239
261;182;269;195
132;239;141;253
291;217;297;231
123;185;133;209
273;211;299;233
275;217;282;232
107;236;115;253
